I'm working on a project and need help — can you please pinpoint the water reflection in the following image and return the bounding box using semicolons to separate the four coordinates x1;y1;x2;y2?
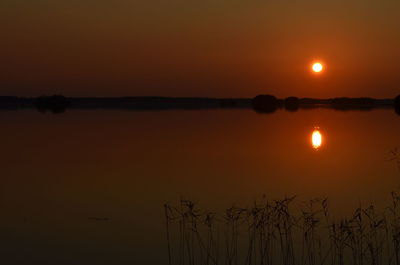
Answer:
311;128;322;150
1;109;400;265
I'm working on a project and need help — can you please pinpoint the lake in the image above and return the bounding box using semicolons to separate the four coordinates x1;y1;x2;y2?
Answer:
1;108;399;264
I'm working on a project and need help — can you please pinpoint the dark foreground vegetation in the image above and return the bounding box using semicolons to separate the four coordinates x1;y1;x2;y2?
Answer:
165;192;400;265
0;95;398;113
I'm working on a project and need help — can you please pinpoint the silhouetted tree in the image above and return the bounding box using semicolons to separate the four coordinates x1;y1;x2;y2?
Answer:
35;95;70;114
252;95;278;113
284;96;299;111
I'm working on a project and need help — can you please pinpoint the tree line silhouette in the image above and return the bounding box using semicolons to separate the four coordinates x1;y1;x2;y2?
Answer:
0;94;398;114
252;94;400;114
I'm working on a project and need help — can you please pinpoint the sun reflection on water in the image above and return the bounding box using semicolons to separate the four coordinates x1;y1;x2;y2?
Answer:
311;128;322;150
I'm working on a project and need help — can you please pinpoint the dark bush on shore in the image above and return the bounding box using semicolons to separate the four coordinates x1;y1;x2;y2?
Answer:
284;96;299;111
252;94;278;113
395;95;400;115
35;95;70;113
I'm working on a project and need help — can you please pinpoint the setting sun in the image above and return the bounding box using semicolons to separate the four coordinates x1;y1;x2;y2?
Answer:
312;62;324;73
311;129;322;149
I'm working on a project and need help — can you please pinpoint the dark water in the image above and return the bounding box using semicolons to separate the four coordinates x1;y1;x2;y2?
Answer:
1;108;399;264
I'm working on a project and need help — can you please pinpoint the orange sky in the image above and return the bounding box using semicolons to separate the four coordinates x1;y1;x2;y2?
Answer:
1;0;400;97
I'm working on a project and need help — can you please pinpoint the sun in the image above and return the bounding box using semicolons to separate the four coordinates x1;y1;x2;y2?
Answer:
312;62;323;73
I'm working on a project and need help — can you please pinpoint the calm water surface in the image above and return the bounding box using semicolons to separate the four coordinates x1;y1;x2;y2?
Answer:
1;108;399;264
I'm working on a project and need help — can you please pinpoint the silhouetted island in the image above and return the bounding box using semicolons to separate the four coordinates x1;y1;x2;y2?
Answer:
0;95;397;113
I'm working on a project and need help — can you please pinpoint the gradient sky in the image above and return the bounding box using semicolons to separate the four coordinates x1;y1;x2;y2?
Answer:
1;0;400;97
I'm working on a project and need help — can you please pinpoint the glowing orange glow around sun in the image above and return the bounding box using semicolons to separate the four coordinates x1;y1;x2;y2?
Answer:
311;129;322;150
312;62;324;73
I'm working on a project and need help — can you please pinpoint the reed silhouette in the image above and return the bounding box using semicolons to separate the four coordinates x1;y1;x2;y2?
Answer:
165;192;400;265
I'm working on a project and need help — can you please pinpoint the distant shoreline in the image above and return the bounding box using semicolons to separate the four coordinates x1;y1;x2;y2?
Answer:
0;96;397;113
